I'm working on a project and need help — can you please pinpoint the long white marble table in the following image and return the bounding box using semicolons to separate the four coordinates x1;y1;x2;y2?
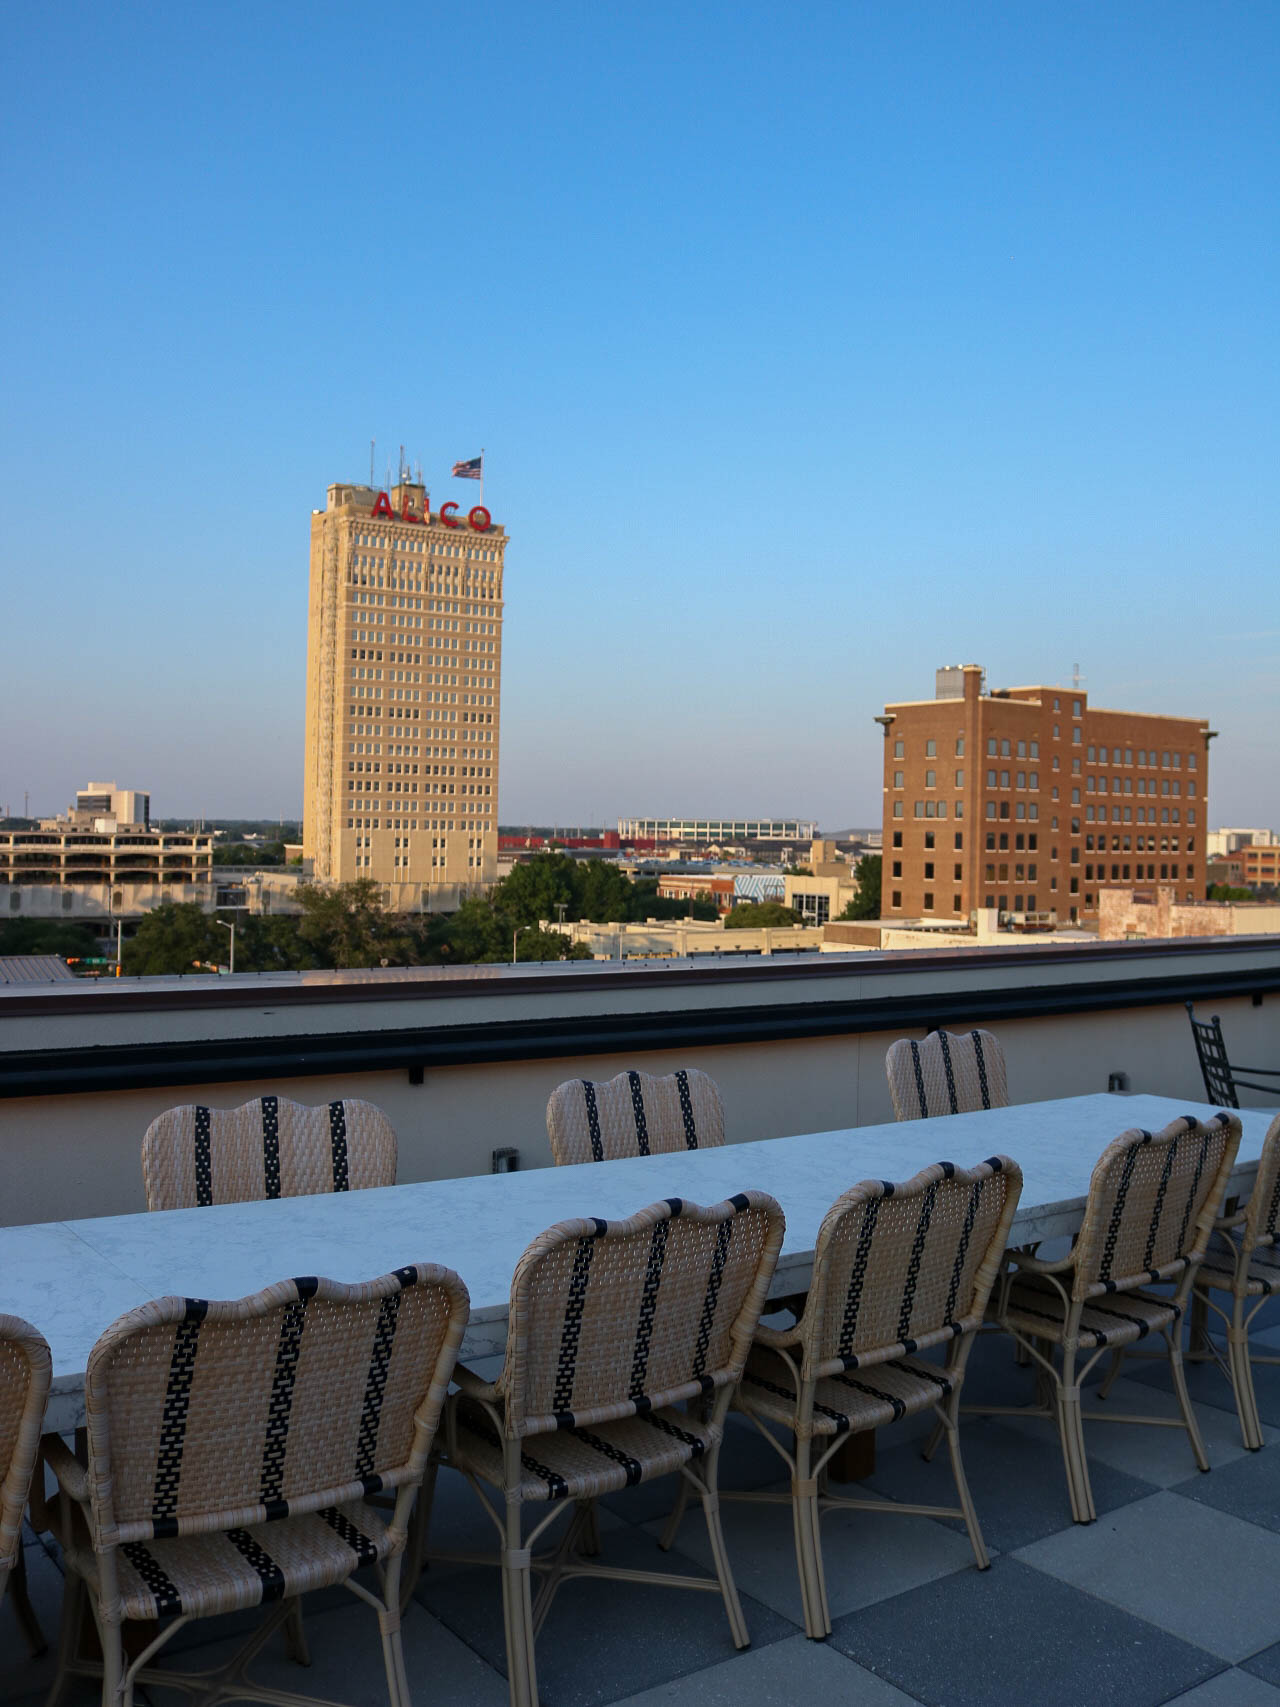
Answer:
3;1093;1273;1434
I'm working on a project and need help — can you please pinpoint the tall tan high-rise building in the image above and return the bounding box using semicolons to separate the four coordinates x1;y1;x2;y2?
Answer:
879;665;1211;926
303;478;505;903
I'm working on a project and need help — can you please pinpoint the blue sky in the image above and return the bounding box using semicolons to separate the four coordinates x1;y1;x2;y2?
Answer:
2;2;1276;829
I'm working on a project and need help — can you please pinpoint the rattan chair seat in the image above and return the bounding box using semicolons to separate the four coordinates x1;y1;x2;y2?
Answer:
451;1397;716;1503
1197;1243;1280;1297
1002;1274;1179;1349
741;1346;953;1435
63;1498;393;1623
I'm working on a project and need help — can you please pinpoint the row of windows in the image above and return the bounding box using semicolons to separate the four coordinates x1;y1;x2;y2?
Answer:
887;891;964;913
1086;745;1195;769
1085;775;1192;797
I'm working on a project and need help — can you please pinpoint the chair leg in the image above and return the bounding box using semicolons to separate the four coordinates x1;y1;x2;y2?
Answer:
1053;1353;1096;1524
401;1455;440;1613
283;1596;310;1666
790;1478;830;1640
700;1482;751;1650
1167;1335;1210;1472
576;1498;601;1558
942;1409;989;1570
501;1503;538;1707
375;1595;409;1707
1098;1349;1125;1400
658;1477;691;1552
10;1545;47;1655
100;1611;127;1707
44;1566;84;1707
1189;1290;1212;1358
920;1417;945;1463
1226;1323;1266;1452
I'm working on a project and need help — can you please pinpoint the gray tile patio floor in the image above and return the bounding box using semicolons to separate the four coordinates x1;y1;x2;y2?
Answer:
10;1317;1280;1707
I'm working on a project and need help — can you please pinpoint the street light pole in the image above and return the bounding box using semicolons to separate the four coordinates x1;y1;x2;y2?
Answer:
217;917;235;975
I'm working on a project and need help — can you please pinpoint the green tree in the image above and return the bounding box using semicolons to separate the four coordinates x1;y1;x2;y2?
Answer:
0;919;101;959
837;855;882;921
514;927;593;962
123;903;230;975
1208;883;1254;902
492;854;582;928
295;881;418;968
213;841;285;866
723;901;803;928
627;878;718;922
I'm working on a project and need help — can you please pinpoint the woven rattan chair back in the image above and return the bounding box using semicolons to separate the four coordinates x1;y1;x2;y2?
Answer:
800;1158;1022;1376
1070;1113;1241;1302
545;1069;726;1166
500;1194;784;1435
82;1267;468;1545
884;1030;1008;1122
1238;1111;1280;1260
0;1315;51;1585
142;1095;398;1210
1185;1004;1239;1108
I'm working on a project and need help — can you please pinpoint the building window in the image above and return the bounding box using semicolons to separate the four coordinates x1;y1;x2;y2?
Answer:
954;863;962;880
924;862;934;879
892;861;902;878
925;770;936;787
894;802;903;817
894;738;904;757
954;833;963;849
923;892;934;910
925;739;936;757
955;737;965;756
892;831;903;848
924;832;935;848
953;894;962;911
955;770;964;787
987;738;997;755
894;770;904;787
891;890;902;909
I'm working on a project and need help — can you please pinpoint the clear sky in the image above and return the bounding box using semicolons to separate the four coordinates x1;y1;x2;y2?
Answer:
2;2;1276;830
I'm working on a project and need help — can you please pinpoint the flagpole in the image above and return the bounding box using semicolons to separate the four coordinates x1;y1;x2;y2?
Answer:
480;448;485;509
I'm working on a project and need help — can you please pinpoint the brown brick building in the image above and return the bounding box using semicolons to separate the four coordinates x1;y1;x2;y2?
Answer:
879;666;1211;926
1242;844;1280;889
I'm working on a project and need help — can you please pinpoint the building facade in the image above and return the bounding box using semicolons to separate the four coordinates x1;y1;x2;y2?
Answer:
880;665;1210;925
1;781;211;892
1242;844;1280;889
618;818;816;844
303;479;504;901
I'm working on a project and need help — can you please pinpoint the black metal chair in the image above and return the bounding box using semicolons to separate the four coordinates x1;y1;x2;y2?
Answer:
1186;1003;1280;1108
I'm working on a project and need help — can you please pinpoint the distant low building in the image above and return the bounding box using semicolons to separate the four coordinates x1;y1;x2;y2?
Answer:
1;782;212;891
619;817;817;845
1098;886;1280;940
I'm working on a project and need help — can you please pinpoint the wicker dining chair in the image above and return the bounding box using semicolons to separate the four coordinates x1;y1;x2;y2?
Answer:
141;1095;398;1210
986;1112;1241;1524
42;1265;468;1707
884;1030;1008;1122
720;1157;1021;1639
440;1193;784;1707
545;1068;726;1165
1;1314;53;1656
1188;1111;1280;1450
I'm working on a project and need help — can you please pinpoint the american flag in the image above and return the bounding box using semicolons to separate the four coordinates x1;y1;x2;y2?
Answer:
452;455;483;480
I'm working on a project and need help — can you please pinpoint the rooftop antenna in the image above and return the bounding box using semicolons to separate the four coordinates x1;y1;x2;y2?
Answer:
399;444;405;484
1072;662;1085;692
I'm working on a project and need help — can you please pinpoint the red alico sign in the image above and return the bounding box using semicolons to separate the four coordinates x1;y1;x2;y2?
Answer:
370;491;491;532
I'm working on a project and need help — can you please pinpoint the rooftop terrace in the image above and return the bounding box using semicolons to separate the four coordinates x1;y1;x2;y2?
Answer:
11;1312;1280;1706
3;938;1279;1704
